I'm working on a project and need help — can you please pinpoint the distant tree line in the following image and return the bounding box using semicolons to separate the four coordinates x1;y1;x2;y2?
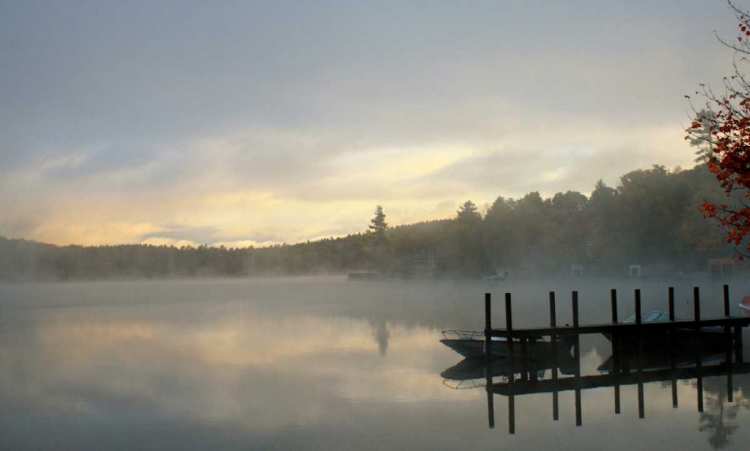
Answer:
0;164;739;281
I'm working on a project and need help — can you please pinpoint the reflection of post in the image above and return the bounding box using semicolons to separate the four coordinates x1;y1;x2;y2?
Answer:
735;327;744;363
669;287;678;408
550;291;559;421
371;319;390;357
486;371;495;429
506;293;515;435
637;371;645;419
611;289;620;414
509;391;515;435
573;291;582;427
726;355;734;404
635;289;644;419
731;286;744;364
694;287;704;413
485;293;494;429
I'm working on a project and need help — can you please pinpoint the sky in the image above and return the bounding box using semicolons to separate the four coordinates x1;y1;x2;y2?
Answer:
0;0;743;247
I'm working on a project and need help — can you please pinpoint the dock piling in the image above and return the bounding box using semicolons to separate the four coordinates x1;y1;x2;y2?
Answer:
668;287;678;408
611;289;620;414
668;287;675;322
635;289;644;418
485;293;492;357
505;292;515;434
550;291;559;421
482;285;750;432
694;287;703;412
484;293;494;428
635;289;642;327
611;289;618;323
573;291;582;426
724;285;730;317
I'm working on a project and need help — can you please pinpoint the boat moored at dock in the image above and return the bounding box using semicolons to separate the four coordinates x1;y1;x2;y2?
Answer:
440;329;575;359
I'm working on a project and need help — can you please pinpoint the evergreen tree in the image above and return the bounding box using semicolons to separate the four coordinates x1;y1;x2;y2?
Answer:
456;200;481;222
369;205;388;235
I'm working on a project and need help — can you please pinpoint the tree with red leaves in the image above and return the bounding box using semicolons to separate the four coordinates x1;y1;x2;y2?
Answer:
686;0;750;253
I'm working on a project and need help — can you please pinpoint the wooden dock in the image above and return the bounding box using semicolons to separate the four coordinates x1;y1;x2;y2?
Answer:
481;285;750;434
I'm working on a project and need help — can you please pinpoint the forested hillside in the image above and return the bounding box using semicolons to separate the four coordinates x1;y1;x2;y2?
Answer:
0;164;736;281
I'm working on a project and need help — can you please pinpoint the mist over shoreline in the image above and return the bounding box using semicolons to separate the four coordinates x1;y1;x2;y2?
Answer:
1;164;742;283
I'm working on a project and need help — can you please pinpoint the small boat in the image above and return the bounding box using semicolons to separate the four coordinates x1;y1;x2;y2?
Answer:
440;330;574;359
740;296;750;316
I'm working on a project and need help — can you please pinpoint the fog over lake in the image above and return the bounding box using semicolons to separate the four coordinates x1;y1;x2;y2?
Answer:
1;277;749;450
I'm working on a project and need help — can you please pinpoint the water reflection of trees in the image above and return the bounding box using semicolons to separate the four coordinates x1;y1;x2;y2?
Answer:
697;375;750;449
370;318;390;357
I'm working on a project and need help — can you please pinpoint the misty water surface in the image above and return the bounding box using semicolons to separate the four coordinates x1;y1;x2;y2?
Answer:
1;277;749;450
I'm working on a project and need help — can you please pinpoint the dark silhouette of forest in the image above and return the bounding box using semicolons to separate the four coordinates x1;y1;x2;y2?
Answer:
0;164;738;281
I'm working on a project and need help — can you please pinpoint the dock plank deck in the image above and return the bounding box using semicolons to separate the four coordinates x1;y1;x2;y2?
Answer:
487;316;750;339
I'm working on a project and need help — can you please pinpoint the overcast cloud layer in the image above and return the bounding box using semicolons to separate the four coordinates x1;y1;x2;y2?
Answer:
0;0;739;246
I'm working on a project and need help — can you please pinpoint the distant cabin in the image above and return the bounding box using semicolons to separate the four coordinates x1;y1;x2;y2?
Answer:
708;258;746;279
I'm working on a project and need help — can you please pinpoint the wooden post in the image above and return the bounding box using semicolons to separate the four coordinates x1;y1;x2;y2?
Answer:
505;292;514;434
668;287;675;322
484;292;494;428
693;287;701;323
550;291;557;328
669;287;677;408
723;286;734;402
529;337;538;382
485;293;492;357
635;289;644;418
635;289;642;327
485;293;492;330
613;332;621;414
505;293;514;362
724;285;730;317
611;288;620;414
505;293;516;434
611;289;618;323
694;287;703;412
615;334;623;412
573;291;582;426
550;291;559;421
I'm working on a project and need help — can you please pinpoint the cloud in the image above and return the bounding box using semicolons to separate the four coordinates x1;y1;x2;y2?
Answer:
140;226;220;244
0;0;735;245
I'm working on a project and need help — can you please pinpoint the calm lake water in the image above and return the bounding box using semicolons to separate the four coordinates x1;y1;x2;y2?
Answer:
1;277;749;450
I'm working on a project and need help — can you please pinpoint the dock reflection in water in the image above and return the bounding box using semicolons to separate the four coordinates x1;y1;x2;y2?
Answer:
472;286;750;440
441;341;750;444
